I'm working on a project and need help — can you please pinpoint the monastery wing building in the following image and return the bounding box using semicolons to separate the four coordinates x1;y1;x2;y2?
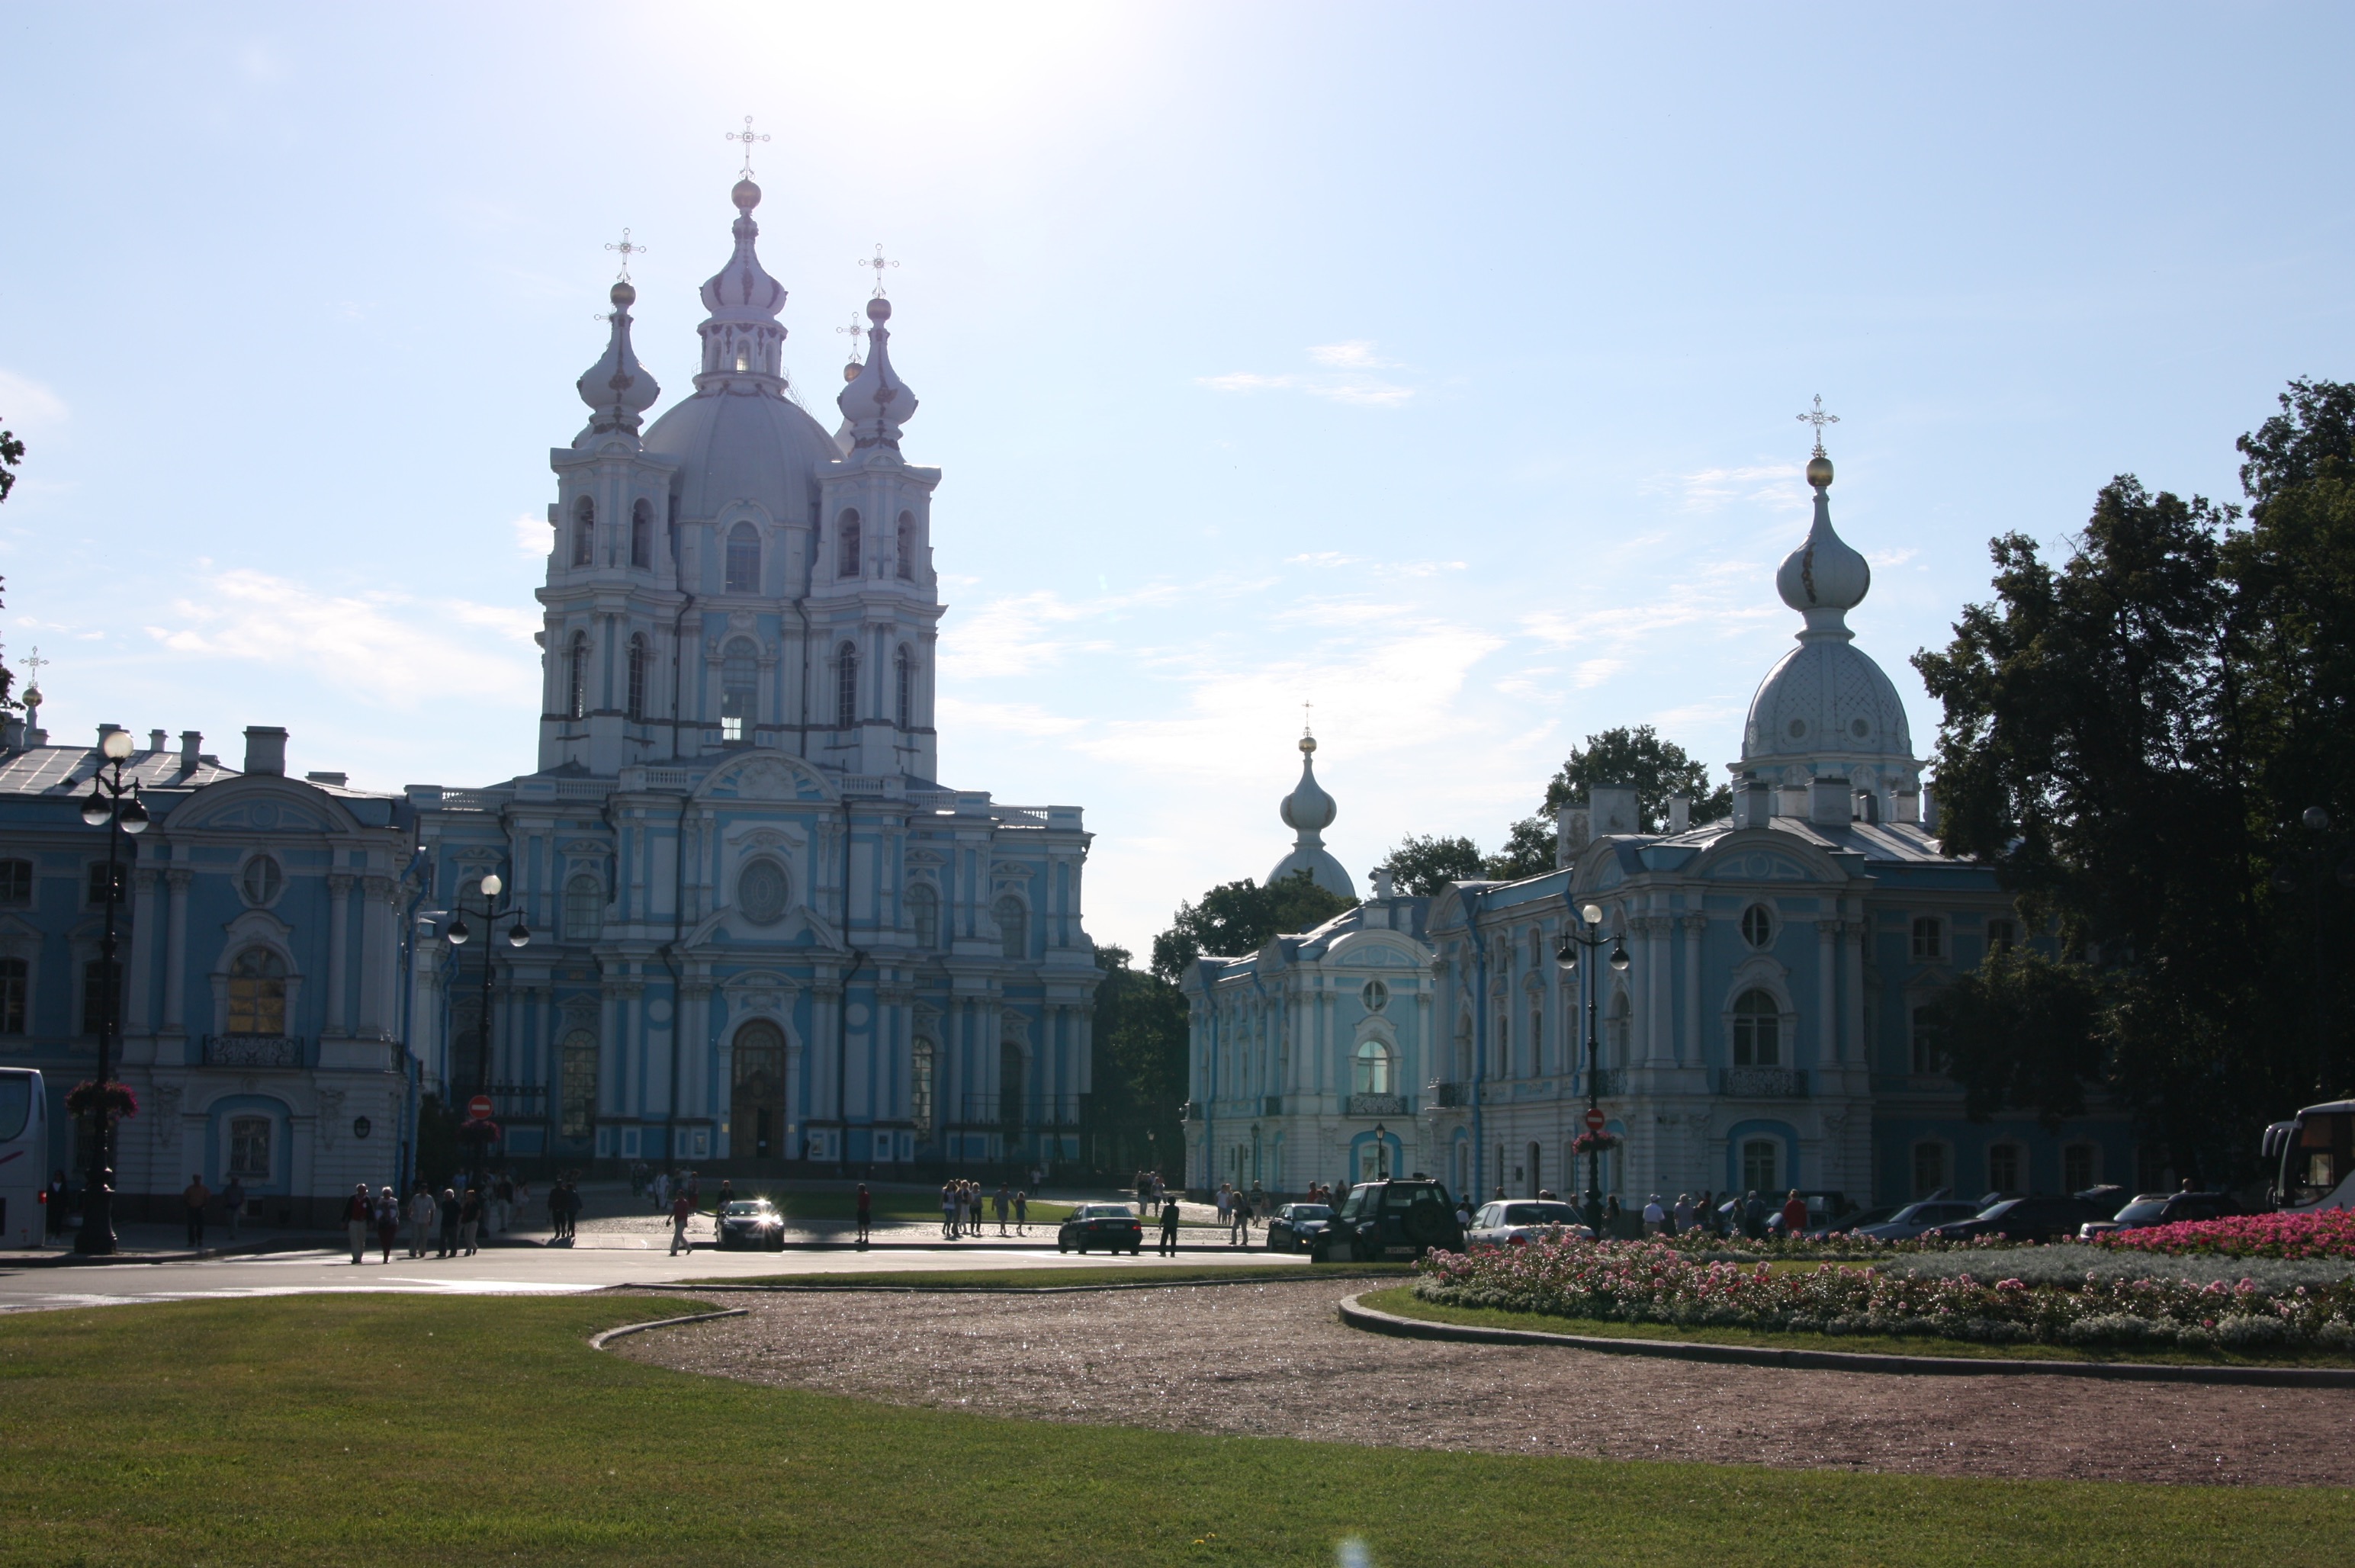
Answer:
1185;447;2140;1210
406;173;1100;1174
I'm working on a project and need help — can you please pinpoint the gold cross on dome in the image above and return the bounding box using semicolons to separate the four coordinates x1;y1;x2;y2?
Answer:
726;115;770;179
859;243;898;297
19;646;45;703
1302;699;1313;736
837;312;867;364
1796;394;1840;456
605;227;647;281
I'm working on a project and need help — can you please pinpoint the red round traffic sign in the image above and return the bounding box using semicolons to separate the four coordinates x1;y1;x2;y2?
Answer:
1583;1107;1607;1133
467;1095;493;1120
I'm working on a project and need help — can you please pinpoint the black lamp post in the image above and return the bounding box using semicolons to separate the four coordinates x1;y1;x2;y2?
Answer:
1555;899;1629;1239
1372;1120;1389;1180
74;728;149;1255
444;872;530;1185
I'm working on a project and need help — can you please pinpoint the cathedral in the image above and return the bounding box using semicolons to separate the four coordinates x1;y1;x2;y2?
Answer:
405;172;1101;1174
1184;445;2143;1210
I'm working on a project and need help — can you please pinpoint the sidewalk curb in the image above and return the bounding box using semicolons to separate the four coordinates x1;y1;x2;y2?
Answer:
1335;1292;2355;1388
0;1235;339;1270
586;1306;749;1351
623;1271;1409;1296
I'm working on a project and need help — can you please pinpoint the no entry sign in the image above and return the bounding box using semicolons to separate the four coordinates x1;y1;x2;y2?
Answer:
1583;1107;1608;1134
468;1095;493;1120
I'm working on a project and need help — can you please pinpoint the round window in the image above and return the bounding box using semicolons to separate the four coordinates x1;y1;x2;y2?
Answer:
241;856;283;906
1740;904;1774;949
1361;979;1389;1013
737;859;789;926
1850;717;1871;739
1786;718;1807;739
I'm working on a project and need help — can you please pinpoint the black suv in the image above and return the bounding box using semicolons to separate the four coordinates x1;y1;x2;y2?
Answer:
1311;1178;1464;1262
1924;1194;2113;1244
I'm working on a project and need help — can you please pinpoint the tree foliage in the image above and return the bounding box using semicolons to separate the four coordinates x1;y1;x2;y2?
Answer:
1381;834;1488;896
1086;945;1190;1177
1912;380;2355;1179
1541;725;1732;831
0;419;21;506
1148;869;1356;982
1916;950;2104;1130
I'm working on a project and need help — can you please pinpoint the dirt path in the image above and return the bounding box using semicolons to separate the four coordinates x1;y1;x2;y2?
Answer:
612;1279;2355;1487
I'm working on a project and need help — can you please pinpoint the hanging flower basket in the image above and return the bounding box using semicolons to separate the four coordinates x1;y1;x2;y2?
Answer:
1570;1129;1620;1156
65;1080;139;1121
457;1117;503;1146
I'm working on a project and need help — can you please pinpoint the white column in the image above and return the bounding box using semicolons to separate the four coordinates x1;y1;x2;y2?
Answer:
1843;913;1867;1068
1682;914;1706;1065
1644;913;1671;1065
1815;918;1839;1067
162;870;192;1033
323;873;352;1038
357;877;393;1039
125;869;161;1036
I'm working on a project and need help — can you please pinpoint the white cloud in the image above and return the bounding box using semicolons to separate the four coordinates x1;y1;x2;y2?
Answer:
0;370;69;429
935;697;1087;737
1656;461;1805;516
1306;340;1390;369
1572;657;1626;689
512;513;550;557
1196;342;1414;408
1868;548;1918;567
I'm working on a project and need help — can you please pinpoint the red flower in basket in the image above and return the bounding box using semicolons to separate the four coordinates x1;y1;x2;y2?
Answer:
65;1080;139;1121
1570;1129;1620;1156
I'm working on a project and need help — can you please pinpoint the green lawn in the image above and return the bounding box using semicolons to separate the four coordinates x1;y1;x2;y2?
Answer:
1363;1286;2355;1368
683;1261;1418;1290
0;1294;2347;1565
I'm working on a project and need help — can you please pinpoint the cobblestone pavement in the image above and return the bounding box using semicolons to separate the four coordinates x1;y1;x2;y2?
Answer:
615;1279;2355;1486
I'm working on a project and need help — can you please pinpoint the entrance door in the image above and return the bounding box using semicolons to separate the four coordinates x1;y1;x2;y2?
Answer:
731;1021;787;1163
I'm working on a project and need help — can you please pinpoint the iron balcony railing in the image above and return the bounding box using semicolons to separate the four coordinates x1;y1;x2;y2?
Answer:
1717;1066;1809;1099
200;1034;307;1069
1345;1092;1407;1117
1582;1068;1624;1099
1428;1081;1471;1108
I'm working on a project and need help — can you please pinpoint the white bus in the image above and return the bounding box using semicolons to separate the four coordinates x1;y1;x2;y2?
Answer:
0;1068;46;1248
2263;1098;2355;1212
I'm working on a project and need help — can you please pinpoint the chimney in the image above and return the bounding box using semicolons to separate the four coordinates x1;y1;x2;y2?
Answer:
1588;784;1640;837
1668;794;1691;834
1810;776;1852;826
1778;784;1810;819
1734;776;1774;829
1854;789;1881;824
243;726;288;776
1554;804;1589;866
180;731;203;770
148;728;167;753
1371;866;1395;901
1894;782;1922;824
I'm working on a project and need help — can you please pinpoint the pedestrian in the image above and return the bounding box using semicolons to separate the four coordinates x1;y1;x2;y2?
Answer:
1642;1194;1666;1235
940;1181;956;1239
1229;1190;1250;1247
374;1187;400;1263
493;1171;515;1235
717;1178;735;1213
182;1173;212;1248
1014;1190;1028;1235
1743;1189;1767;1239
459;1186;484;1255
222;1174;246;1242
513;1174;532;1222
669;1186;695;1256
652;1169;670;1213
854;1183;872;1246
1672;1193;1694;1235
686;1169;702;1211
1159;1194;1181;1256
47;1169;69;1239
409;1184;437;1258
343;1182;372;1264
437;1187;461;1258
994;1184;1011;1237
1215;1183;1232;1236
1603;1194;1622;1237
1781;1189;1810;1237
561;1178;581;1239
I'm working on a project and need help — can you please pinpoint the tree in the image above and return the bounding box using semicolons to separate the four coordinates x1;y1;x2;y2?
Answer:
1539;725;1730;831
1914;950;2105;1130
1380;834;1486;896
1085;945;1190;1179
1149;869;1355;982
0;419;21;505
1483;815;1557;882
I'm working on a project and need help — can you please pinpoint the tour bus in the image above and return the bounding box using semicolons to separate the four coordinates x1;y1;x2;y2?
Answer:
2262;1098;2355;1212
0;1067;46;1248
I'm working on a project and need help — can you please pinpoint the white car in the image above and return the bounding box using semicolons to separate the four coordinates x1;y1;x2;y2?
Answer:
1466;1200;1593;1249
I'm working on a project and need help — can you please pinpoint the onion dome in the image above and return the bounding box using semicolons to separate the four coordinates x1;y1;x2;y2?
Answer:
693;178;789;391
1774;453;1871;630
1268;731;1356;898
574;278;660;441
837;295;919;454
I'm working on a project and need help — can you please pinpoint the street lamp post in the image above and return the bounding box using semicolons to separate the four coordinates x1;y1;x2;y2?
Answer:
1373;1120;1388;1181
74;728;149;1255
1555;900;1629;1239
443;872;531;1185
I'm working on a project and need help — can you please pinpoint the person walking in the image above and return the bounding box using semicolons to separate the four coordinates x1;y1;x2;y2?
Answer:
1642;1194;1666;1235
1159;1194;1181;1256
854;1183;872;1246
343;1183;373;1264
1013;1190;1028;1236
221;1174;246;1242
182;1174;212;1249
669;1186;695;1256
1780;1189;1810;1238
409;1184;437;1258
459;1186;484;1255
940;1181;956;1239
994;1184;1011;1237
1229;1189;1250;1248
716;1179;735;1213
436;1187;461;1258
493;1172;515;1235
1743;1189;1766;1239
1603;1194;1623;1238
47;1170;69;1240
374;1187;400;1264
1215;1183;1232;1238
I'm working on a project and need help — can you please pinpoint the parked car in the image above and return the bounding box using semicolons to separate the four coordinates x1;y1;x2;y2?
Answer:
1804;1203;1903;1240
1312;1178;1465;1262
1058;1203;1144;1255
1264;1203;1334;1253
1466;1200;1592;1249
713;1198;786;1252
1849;1200;1985;1242
2078;1190;2243;1241
1926;1194;2113;1244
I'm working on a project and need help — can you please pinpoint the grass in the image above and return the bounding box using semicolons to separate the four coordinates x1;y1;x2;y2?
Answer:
681;1261;1418;1290
0;1293;2347;1566
1362;1286;2355;1368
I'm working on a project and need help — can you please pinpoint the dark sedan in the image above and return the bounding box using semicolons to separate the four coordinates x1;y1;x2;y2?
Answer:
1058;1203;1144;1255
1925;1194;2111;1244
2078;1190;2241;1241
1264;1203;1333;1253
713;1198;786;1252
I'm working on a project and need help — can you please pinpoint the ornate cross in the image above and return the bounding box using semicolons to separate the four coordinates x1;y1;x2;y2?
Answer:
837;313;867;365
605;227;647;281
1796;394;1840;456
726;115;770;179
19;646;44;704
859;243;898;297
1302;699;1313;734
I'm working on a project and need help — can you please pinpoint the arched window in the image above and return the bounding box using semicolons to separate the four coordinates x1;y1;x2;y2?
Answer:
566;632;590;720
994;894;1027;960
630;499;652;569
834;641;859;729
241;855;283;907
565;875;603;942
1987;1142;2022;1196
0;859;30;905
0;956;24;1034
725;522;761;593
625;635;649;722
911;1039;935;1137
560;1030;599;1139
1606;990;1631;1065
908;882;940;949
227;1115;273;1179
227;947;288;1036
1742;1138;1779;1194
1353;1038;1393;1096
1740;904;1774;948
836;508;861;577
895;644;914;729
895;511;914;580
737;858;789;926
571;496;595;567
721;638;757;743
1732;988;1780;1066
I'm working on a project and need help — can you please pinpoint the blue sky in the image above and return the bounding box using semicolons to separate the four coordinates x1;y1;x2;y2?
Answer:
2;3;2350;955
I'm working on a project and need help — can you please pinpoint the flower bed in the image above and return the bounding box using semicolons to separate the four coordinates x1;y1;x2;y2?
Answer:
1892;1247;2353;1292
1414;1237;2355;1354
2092;1208;2355;1261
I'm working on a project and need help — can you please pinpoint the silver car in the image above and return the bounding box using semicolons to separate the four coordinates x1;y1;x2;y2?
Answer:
1466;1199;1593;1250
1850;1199;1984;1241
